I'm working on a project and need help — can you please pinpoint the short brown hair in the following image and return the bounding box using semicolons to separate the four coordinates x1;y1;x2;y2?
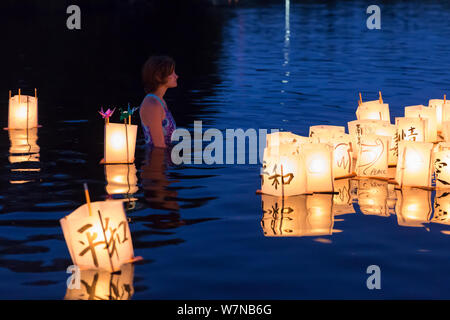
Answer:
142;56;176;93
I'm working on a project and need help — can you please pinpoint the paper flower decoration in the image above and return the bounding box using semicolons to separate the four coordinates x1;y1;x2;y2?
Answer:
98;107;116;119
119;105;139;122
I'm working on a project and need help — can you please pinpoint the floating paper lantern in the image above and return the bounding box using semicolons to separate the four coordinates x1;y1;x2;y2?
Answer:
260;193;333;237
372;124;397;166
331;134;354;178
442;121;450;142
433;149;450;188
266;131;310;150
348;119;391;157
261;142;307;196
395;117;426;142
309;125;345;141
432;191;450;226
356;94;390;122
395;188;432;227
65;263;135;300
332;178;355;215
395;141;433;188
105;164;138;195
355;135;389;178
103;123;138;164
404;105;437;142
7;89;39;130
429;97;450;132
60;196;138;273
302;143;334;193
357;179;389;216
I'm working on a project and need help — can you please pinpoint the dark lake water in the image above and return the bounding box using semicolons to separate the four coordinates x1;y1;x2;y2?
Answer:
1;0;450;299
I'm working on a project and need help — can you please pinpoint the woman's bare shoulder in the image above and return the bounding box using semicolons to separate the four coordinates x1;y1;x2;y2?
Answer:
141;95;161;109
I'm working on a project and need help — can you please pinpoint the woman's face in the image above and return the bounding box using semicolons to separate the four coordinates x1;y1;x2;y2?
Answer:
165;69;178;88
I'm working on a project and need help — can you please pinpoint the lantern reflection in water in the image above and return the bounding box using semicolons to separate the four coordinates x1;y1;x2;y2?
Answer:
395;188;432;227
8;128;40;184
261;194;333;237
60;200;137;273
433;191;450;226
404;105;438;142
65;263;135;300
396;141;433;188
356;135;389;178
333;179;355;215
7;91;39;130
105;164;138;195
357;179;389;216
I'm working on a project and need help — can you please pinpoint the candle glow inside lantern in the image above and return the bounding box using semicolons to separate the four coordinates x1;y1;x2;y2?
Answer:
309;125;345;141
395;141;433;187
103;123;138;164
302;143;334;193
357;179;389;216
261;142;307;197
7;90;39;130
355;134;389;178
429;98;450;132
404;105;438;142
356;100;390;122
260;194;333;237
395;188;432;227
395;117;427;142
60;200;137;273
105;164;138;195
433;149;450;188
65;263;135;300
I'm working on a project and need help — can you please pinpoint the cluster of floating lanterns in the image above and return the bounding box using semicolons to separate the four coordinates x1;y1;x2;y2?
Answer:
260;92;450;236
6;90;141;299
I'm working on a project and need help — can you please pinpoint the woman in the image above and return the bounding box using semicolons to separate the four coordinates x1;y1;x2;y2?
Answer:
140;56;178;148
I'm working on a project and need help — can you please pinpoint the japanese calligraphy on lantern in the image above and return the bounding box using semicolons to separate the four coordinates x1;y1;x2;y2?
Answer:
434;150;450;188
395;117;426;142
356;135;389;178
404;105;437;142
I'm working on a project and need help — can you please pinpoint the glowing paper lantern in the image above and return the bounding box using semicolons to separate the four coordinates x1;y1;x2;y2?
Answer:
356;99;390;122
395;188;432;227
105;164;138;195
432;191;450;225
261;143;307;196
302;143;334;193
357;179;389;216
404;105;437;142
442;121;450;142
355;135;389;178
309;125;345;141
103;123;138;164
348;119;391;157
332;179;355;215
395;141;433;187
395;117;426;142
433;149;450;188
373;124;398;166
331;134;354;178
7;90;39;129
60;199;137;273
260;194;333;237
429;98;450;132
65;263;135;300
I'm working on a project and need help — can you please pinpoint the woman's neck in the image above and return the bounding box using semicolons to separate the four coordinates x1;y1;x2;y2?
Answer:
152;86;167;100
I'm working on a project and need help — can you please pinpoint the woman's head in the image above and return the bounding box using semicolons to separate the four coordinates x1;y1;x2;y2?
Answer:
142;56;178;93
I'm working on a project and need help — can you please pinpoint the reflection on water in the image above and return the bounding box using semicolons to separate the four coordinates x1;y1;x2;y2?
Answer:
332;179;355;215
358;179;389;217
65;263;134;300
395;188;432;228
433;191;450;225
8;128;40;184
261;193;333;237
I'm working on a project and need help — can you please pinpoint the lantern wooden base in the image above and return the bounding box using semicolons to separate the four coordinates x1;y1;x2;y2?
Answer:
394;186;435;191
335;173;357;180
99;158;134;165
255;189;314;196
3;124;42;130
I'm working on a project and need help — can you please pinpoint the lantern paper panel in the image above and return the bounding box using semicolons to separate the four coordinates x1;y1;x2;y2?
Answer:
261;194;333;237
261;144;307;196
328;134;354;178
105;164;138;195
357;179;389;216
395;188;432;227
404;105;438;142
356;100;390;122
428;99;450;132
348;119;391;158
65;263;135;300
373;124;398;166
442;121;450;142
309;125;345;142
60;200;136;273
302;143;334;193
395;117;426;142
395;141;433;187
266;131;310;149
332;179;356;215
433;150;450;189
355;135;390;178
104;123;138;164
8;95;38;129
432;191;450;226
